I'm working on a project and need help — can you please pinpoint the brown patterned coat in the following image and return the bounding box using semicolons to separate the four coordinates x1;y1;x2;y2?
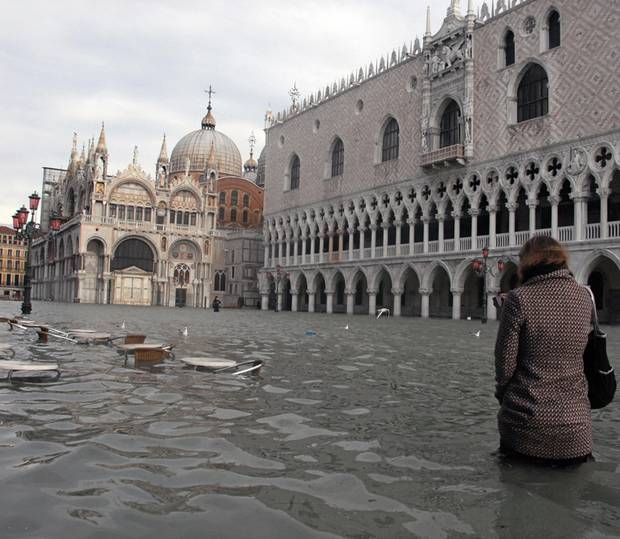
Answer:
495;269;593;459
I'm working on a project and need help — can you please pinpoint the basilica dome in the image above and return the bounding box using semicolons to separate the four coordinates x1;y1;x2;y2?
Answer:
169;109;243;177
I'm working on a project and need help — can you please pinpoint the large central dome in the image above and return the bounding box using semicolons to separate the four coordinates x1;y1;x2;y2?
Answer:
169;107;242;177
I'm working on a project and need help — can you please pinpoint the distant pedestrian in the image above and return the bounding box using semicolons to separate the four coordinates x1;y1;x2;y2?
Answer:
495;236;593;466
212;296;221;312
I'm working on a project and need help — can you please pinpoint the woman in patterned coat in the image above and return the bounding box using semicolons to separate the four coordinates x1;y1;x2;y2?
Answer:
495;236;593;464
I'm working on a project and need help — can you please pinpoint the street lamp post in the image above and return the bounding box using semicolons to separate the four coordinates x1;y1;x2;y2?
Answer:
13;192;41;315
472;247;505;324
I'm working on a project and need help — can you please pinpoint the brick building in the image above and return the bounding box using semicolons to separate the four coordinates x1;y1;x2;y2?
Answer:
260;0;620;322
0;226;27;301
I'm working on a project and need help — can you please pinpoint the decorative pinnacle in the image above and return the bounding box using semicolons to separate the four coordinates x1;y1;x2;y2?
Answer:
96;122;107;153
202;86;216;129
248;131;256;158
425;6;432;36
289;82;300;109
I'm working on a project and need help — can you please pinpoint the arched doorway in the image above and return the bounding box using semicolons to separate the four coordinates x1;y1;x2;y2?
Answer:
314;273;327;313
333;272;346;314
111;238;155;305
375;269;394;313
85;238;106;304
429;266;452;318
585;256;620;324
297;274;309;312
401;267;421;317
351;271;369;314
461;267;484;320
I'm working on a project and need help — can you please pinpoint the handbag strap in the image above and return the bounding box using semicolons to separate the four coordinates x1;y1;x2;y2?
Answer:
584;286;601;333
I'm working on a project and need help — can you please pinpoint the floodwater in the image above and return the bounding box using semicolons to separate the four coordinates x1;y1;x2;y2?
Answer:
0;303;618;539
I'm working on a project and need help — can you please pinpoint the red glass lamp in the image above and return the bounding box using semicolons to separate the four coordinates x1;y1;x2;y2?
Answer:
29;191;41;211
12;213;21;230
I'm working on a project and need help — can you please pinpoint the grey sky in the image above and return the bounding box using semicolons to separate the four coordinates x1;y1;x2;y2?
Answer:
0;0;454;223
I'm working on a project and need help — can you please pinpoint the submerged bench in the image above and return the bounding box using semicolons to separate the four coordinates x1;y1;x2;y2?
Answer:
0;361;60;381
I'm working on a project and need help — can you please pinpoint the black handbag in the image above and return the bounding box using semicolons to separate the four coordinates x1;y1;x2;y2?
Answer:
584;288;616;409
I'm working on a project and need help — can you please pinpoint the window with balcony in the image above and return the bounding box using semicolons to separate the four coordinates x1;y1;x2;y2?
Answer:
440;100;461;148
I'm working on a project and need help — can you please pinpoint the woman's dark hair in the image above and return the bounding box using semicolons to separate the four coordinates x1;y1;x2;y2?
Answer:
518;236;569;284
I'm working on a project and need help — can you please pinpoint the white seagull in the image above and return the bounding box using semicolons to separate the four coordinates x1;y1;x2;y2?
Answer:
344;324;350;330
180;326;189;337
376;308;391;319
121;320;126;329
473;330;481;338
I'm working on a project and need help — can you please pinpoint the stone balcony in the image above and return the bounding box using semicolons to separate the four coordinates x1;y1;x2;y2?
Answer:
421;144;465;168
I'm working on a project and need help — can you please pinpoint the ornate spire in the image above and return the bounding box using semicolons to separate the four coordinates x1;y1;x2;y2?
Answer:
79;143;86;163
96;122;107;154
132;145;139;166
248;131;256;160
158;133;169;163
447;0;461;16
202;86;216;130
468;0;474;15
70;132;78;162
425;6;432;36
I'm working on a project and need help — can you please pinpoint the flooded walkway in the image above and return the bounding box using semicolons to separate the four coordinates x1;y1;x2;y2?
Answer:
0;303;618;538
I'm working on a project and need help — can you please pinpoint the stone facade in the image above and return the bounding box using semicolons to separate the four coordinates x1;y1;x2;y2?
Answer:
0;227;27;301
260;0;620;323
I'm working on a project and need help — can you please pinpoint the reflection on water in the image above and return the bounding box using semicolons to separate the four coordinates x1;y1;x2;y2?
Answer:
0;303;618;538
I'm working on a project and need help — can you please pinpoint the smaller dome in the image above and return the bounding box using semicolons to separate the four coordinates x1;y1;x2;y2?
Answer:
244;157;258;170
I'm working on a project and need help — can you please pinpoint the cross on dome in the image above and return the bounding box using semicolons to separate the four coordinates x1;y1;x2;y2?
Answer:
202;86;217;130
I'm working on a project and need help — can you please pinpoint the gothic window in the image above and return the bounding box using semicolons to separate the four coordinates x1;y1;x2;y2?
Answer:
382;118;399;162
517;64;549;122
218;207;225;221
219;191;226;204
290;155;300;190
231;208;237;222
174;263;190;287
548;10;561;49
440;100;461;148
331;138;344;177
169;210;175;223
109;204;117;218
242;209;249;224
183;212;190;225
136;207;143;221
504;30;515;66
231;190;239;206
127;206;134;221
118;205;126;220
144;207;152;221
220;272;226;291
214;272;220;291
243;194;249;207
190;213;197;226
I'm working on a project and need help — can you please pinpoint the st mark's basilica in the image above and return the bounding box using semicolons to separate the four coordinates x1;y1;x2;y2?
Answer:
30;96;265;308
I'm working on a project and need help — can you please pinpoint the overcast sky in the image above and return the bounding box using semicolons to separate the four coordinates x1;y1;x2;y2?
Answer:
0;0;454;224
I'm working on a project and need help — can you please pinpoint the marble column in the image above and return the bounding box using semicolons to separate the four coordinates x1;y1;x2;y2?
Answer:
382;223;389;258
348;228;355;261
408;219;415;255
420;289;431;319
276;291;283;312
310;234;316;264
301;235;307;265
319;233;325;264
489;207;497;248
261;293;269;310
392;288;402;317
326;292;334;314
293;236;299;266
451;289;462;320
508;205;516;246
370;224;377;259
601;192;609;239
453;212;461;251
528;201;538;237
285;236;291;266
338;230;344;260
550;196;559;239
308;291;316;313
368;290;377;316
359;228;366;260
395;222;402;256
346;291;355;315
438;216;445;253
486;289;499;321
327;231;334;262
270;240;276;267
470;209;479;250
423;217;430;253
